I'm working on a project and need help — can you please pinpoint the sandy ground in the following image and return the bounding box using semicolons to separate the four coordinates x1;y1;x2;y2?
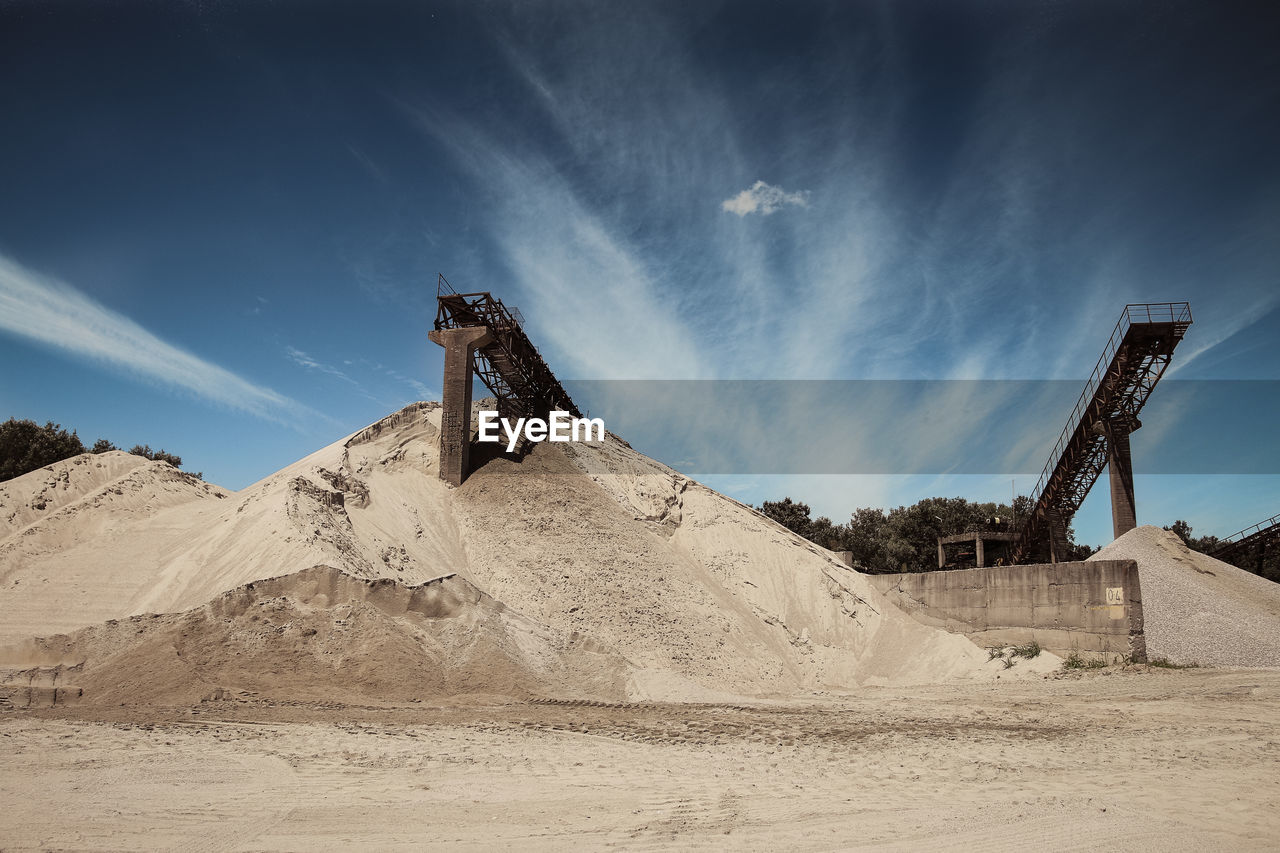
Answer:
3;667;1278;851
4;406;1279;849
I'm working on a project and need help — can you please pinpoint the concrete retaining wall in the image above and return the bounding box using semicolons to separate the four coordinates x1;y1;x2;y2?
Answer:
867;560;1145;661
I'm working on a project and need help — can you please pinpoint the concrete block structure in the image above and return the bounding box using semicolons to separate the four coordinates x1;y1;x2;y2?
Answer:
868;559;1145;661
936;531;1016;569
427;326;493;487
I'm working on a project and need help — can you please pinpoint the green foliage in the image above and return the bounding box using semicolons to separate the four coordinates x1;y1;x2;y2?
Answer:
987;640;1041;668
1163;519;1279;584
128;444;182;469
757;492;1097;573
1163;520;1220;555
757;498;814;537
0;418;85;481
0;417;198;481
1011;640;1042;659
1062;651;1110;670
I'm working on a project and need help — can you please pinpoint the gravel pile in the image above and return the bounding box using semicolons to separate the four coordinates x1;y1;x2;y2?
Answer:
1090;525;1280;667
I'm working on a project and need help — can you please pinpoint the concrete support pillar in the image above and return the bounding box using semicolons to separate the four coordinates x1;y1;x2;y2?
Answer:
1105;416;1141;540
975;535;985;569
938;541;946;569
1046;508;1071;564
427;326;494;487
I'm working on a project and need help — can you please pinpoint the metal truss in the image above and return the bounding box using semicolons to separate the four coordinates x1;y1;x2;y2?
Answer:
1211;512;1280;566
434;274;582;443
1011;303;1193;563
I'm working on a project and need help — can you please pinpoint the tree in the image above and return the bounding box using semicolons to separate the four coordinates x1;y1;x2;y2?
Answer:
845;507;890;570
1163;520;1220;555
0;417;198;482
756;491;1099;573
807;516;846;551
0;418;85;481
128;444;183;469
757;497;813;537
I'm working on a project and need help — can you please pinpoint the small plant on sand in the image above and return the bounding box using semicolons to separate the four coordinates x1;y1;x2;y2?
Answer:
1148;657;1199;669
1011;640;1042;659
988;647;1006;661
1062;651;1109;670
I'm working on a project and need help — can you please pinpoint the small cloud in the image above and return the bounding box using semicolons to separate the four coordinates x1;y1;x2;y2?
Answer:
721;180;810;217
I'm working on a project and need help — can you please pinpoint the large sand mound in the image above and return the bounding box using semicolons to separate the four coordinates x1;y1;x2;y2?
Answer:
0;565;628;709
1091;525;1280;667
0;402;1003;697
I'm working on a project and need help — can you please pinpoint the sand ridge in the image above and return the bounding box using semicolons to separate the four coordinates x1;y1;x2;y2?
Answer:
0;565;629;710
0;402;1016;700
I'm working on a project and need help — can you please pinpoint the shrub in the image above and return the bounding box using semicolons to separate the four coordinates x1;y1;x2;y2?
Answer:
1062;651;1109;670
0;417;198;481
0;418;85;481
1011;640;1042;659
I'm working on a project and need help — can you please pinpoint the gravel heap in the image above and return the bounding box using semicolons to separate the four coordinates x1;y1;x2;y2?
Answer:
1090;525;1280;667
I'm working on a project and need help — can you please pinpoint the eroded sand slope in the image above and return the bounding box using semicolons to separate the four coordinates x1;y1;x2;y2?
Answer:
0;402;1004;698
0;566;627;709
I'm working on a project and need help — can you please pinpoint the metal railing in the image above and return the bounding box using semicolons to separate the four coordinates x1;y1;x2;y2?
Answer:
433;275;581;423
1028;302;1192;504
1213;511;1280;550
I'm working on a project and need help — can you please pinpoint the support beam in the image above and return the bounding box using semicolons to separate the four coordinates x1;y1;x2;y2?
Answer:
938;541;946;569
1047;508;1071;564
975;535;985;569
1105;416;1141;540
428;326;494;487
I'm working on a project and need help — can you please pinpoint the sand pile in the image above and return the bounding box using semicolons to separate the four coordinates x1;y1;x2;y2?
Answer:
1090;525;1280;667
0;451;231;640
0;565;628;709
0;402;1006;701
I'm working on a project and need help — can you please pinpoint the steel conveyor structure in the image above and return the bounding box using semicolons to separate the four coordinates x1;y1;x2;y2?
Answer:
433;274;582;428
1210;512;1280;575
1011;303;1192;564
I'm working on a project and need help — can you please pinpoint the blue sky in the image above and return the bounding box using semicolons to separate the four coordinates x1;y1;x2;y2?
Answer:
1;1;1277;546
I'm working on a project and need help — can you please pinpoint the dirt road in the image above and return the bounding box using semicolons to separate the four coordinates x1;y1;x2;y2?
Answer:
3;667;1277;850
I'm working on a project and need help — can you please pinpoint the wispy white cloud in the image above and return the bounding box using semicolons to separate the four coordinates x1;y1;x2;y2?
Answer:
357;358;439;402
393;4;1276;542
346;143;388;184
286;346;358;385
720;181;810;217
0;253;315;426
285;347;438;407
398;98;709;380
